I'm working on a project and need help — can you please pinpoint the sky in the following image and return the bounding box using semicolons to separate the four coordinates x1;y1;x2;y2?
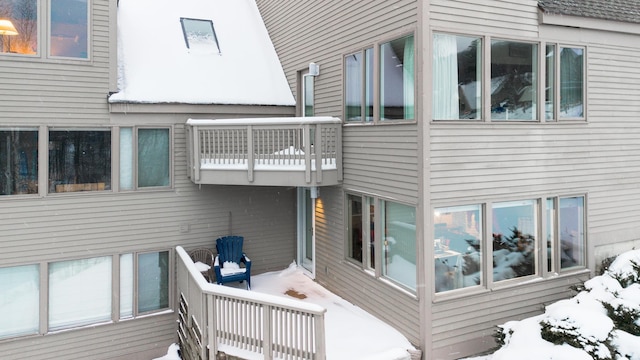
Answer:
110;0;295;106
155;261;418;360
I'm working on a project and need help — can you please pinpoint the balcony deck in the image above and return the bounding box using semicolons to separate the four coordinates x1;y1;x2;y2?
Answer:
186;117;342;187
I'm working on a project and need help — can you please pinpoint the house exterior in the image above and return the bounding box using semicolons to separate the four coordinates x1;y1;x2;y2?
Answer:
3;0;640;359
253;0;640;359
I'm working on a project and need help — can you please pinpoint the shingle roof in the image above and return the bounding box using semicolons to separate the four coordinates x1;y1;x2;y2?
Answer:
538;0;640;24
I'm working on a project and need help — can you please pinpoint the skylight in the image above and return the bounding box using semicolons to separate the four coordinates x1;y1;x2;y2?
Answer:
180;17;220;53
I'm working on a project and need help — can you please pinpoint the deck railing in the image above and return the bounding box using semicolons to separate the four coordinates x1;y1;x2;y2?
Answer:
186;117;342;187
175;246;327;360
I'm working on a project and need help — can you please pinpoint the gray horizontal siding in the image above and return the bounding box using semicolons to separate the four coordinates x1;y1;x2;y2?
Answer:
430;0;540;38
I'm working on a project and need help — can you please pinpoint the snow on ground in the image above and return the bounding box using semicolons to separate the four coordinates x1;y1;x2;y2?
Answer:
155;262;416;360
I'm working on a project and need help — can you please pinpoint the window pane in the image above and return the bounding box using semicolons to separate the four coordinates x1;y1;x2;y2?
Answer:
364;48;373;122
366;197;375;270
49;130;111;193
0;265;39;338
560;196;585;269
345;52;362;121
380;35;414;120
49;256;112;330
546;197;556;272
49;0;87;58
491;41;538;121
138;129;170;188
347;194;363;263
119;127;133;190
434;205;482;293
545;44;556;121
433;34;482;120
303;74;314;117
120;253;133;318
0;0;37;54
560;47;584;118
0;129;38;195
138;251;169;313
492;200;537;281
382;201;416;290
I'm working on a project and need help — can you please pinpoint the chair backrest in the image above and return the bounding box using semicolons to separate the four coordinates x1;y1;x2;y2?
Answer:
189;248;214;265
216;236;245;264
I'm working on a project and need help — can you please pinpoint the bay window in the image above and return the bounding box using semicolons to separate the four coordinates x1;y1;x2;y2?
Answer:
435;195;586;294
345;33;414;123
433;32;585;122
0;0;88;58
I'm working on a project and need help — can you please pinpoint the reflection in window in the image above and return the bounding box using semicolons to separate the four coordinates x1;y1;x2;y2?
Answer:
347;194;363;263
0;0;37;55
48;130;111;193
545;44;556;121
0;264;39;339
345;48;373;122
492;200;537;281
491;41;537;121
381;201;416;290
138;251;169;313
434;205;482;293
180;17;220;53
49;0;88;58
559;196;585;269
49;256;112;330
560;47;584;118
380;35;414;120
433;34;482;120
0;129;38;195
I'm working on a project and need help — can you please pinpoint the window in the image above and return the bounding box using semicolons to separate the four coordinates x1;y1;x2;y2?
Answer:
491;41;538;121
49;256;112;330
347;194;364;263
345;34;414;123
347;194;375;270
180;17;220;53
432;34;482;120
120;128;171;190
492;200;537;281
433;33;585;122
381;201;416;290
138;251;170;313
48;129;111;193
0;129;38;195
434;205;482;292
547;196;586;272
435;196;586;294
49;0;88;58
302;73;315;117
0;264;39;339
0;0;37;54
0;0;88;58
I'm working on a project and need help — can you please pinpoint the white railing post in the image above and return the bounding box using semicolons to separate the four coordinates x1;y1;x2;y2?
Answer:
315;123;323;184
193;125;201;182
303;124;311;183
263;305;273;360
247;125;254;182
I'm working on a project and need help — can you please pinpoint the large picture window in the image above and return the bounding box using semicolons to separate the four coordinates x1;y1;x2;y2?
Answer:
0;264;39;339
344;34;414;123
0;129;38;195
434;205;483;293
48;129;111;193
432;34;482;120
120;127;171;190
49;256;112;330
492;200;537;281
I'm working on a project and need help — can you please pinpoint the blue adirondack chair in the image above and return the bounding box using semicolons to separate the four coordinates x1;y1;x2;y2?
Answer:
214;235;251;289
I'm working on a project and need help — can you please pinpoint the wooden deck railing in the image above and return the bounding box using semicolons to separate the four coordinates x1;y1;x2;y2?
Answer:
186;117;342;187
175;246;327;360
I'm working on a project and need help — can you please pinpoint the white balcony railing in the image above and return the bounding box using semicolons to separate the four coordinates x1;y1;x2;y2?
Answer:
176;246;327;360
186;117;342;187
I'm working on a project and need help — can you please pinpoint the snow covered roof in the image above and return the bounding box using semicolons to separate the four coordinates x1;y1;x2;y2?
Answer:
109;0;295;106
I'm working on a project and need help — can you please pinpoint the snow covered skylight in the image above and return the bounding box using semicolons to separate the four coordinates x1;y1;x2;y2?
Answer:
180;18;220;53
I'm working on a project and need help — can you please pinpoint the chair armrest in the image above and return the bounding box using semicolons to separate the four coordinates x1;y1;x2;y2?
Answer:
213;255;222;281
241;254;251;272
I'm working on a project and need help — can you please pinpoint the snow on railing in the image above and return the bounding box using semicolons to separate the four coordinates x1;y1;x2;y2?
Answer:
186;117;342;186
176;246;326;360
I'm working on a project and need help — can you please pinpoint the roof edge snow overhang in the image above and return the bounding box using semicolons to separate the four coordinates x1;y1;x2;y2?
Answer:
539;10;640;35
109;102;296;116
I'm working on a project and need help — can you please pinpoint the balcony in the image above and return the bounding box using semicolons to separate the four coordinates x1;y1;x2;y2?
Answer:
186;117;342;187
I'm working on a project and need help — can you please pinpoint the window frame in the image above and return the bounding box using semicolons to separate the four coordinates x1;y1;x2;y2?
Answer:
119;249;173;318
118;126;173;191
431;31;587;123
0;127;39;196
433;194;588;298
345;191;418;293
343;31;416;125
